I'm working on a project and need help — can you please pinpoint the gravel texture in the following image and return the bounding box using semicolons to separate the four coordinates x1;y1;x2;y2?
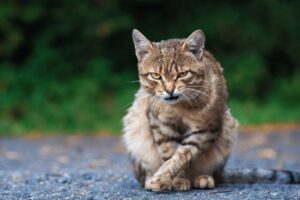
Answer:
0;131;300;200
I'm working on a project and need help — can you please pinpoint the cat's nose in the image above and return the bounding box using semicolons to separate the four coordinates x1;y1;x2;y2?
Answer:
164;82;175;96
165;88;175;96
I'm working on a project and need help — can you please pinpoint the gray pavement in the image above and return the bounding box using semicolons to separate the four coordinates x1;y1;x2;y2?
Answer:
0;131;300;200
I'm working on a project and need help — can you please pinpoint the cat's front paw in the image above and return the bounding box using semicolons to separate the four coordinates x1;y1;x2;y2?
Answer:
193;175;215;189
172;177;191;191
145;173;172;192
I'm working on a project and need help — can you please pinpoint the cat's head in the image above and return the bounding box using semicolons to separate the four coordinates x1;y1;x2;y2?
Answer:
132;29;207;105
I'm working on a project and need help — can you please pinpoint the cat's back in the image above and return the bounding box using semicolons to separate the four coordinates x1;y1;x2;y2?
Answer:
202;50;224;76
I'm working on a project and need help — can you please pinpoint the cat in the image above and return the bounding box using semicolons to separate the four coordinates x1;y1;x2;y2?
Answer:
122;29;300;191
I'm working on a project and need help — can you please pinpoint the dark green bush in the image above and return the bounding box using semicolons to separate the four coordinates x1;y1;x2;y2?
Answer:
0;0;299;135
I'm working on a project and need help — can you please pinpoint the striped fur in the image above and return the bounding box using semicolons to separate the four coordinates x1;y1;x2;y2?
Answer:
123;29;238;191
222;168;300;184
122;29;299;192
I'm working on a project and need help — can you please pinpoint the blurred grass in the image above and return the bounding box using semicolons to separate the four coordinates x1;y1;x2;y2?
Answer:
0;60;139;136
230;100;300;125
0;0;300;136
1;73;300;136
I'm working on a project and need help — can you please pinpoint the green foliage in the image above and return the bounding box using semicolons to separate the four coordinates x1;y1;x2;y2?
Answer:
0;0;299;135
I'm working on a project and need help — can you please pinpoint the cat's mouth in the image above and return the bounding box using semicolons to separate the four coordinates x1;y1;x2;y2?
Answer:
165;96;179;101
164;95;179;104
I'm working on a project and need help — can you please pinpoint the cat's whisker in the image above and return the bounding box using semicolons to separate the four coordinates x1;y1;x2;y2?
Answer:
187;85;210;89
128;80;140;83
154;97;161;113
182;93;194;107
126;80;140;85
121;102;133;110
186;87;211;93
183;93;196;107
150;97;157;110
186;88;210;98
149;96;160;113
184;91;201;107
189;88;210;96
122;95;151;110
148;96;156;108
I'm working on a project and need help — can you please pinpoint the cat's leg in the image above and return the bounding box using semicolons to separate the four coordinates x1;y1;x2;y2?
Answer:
145;125;186;191
147;110;238;191
146;130;218;191
131;156;148;187
123;100;163;188
151;130;191;191
151;125;179;162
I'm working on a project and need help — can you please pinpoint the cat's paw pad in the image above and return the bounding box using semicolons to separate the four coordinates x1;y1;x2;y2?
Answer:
145;174;172;192
172;177;191;191
193;175;215;189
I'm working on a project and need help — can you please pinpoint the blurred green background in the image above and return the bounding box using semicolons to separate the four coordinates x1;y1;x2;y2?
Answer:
1;0;300;136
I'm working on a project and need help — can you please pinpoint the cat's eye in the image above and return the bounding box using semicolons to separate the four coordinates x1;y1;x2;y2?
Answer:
178;71;189;78
150;73;161;80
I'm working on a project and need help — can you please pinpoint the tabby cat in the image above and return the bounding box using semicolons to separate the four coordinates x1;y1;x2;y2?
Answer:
123;29;300;191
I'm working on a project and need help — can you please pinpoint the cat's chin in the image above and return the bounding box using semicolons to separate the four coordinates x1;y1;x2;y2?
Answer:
163;98;179;105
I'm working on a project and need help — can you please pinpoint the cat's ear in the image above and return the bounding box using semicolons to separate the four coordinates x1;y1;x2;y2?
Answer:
132;29;153;62
183;29;205;59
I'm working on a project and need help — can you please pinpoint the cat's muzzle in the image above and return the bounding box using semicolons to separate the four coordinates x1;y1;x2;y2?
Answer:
164;94;180;104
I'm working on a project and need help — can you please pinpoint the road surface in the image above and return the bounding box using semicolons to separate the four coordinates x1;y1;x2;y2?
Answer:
0;131;300;199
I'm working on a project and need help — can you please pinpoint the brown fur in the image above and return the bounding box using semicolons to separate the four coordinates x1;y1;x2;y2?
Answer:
123;29;239;191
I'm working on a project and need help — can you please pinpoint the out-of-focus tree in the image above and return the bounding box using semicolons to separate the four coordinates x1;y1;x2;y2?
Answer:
0;0;299;135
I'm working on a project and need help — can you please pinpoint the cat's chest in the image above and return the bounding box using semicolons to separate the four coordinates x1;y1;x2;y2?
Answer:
147;108;201;137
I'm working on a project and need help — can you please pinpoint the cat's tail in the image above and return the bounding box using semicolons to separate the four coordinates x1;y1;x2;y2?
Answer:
221;168;300;184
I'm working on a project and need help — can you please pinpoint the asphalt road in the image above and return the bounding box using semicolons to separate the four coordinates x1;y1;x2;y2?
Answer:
0;131;300;200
